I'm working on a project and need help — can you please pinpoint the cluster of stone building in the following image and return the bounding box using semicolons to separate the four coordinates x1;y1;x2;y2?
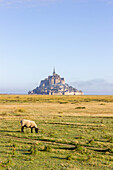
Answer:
28;69;84;95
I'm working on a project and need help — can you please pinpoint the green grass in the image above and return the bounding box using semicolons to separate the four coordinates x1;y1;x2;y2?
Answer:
0;95;113;169
1;94;113;104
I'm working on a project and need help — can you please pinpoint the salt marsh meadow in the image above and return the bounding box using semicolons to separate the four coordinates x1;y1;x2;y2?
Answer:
0;95;113;169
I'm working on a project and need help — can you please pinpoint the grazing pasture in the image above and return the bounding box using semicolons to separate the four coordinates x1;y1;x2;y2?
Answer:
0;95;113;169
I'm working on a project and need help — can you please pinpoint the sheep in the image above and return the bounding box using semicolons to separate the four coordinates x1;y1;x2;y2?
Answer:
20;119;39;133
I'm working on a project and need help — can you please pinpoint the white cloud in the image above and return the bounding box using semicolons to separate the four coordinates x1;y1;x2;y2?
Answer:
107;0;113;4
0;0;113;7
98;0;113;4
71;79;113;95
0;0;60;7
73;0;113;4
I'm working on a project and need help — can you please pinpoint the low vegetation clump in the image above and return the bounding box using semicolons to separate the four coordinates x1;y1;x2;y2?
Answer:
87;139;95;145
107;136;113;143
0;95;113;169
43;145;52;152
15;108;26;113
29;143;37;155
12;143;16;156
75;106;86;109
66;154;73;160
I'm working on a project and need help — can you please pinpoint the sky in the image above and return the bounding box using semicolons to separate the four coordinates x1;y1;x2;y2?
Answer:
0;0;113;94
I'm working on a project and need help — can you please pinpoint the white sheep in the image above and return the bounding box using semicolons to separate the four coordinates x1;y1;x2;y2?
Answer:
20;119;39;133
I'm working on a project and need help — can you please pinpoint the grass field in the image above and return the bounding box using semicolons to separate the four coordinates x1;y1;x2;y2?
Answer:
0;95;113;169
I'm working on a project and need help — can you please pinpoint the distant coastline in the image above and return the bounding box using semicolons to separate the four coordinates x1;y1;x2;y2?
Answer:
0;92;113;95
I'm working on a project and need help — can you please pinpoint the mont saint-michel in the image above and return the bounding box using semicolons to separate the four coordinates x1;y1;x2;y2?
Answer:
28;69;84;95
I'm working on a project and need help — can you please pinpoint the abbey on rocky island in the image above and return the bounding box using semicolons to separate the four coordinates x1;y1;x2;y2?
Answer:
28;69;84;95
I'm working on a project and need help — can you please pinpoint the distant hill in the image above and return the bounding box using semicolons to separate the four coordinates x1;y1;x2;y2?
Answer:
28;69;84;95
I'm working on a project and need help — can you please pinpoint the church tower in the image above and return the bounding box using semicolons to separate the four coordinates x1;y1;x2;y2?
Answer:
53;68;56;76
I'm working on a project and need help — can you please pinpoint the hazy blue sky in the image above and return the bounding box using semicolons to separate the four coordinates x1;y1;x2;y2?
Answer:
0;0;113;94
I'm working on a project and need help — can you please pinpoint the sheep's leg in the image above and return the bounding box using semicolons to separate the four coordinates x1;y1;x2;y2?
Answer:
31;128;33;133
21;126;24;132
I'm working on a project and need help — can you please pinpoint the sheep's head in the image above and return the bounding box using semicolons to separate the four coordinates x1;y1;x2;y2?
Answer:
35;128;39;133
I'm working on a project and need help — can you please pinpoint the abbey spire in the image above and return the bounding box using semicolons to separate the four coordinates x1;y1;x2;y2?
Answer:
53;68;55;75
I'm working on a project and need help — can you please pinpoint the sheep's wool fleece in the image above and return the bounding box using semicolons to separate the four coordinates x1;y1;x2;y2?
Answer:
21;119;37;128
